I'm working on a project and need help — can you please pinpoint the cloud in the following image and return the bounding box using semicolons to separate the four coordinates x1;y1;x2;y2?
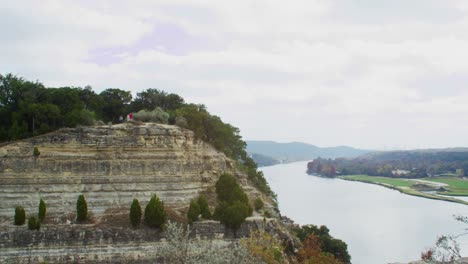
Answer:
1;0;468;149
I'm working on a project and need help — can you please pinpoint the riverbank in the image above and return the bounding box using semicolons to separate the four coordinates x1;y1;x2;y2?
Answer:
340;175;468;206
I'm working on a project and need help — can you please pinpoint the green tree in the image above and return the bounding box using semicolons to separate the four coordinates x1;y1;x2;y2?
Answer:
254;198;264;211
99;88;132;123
144;194;166;228
33;147;40;157
14;206;26;225
38;198;46;221
28;216;41;230
187;199;201;224
214;174;252;230
197;195;211;219
76;194;88;222
130;198;142;228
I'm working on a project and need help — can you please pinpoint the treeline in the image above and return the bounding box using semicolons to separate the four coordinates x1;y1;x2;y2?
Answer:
307;151;468;178
0;74;275;198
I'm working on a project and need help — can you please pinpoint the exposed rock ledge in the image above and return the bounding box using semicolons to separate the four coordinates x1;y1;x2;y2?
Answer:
0;123;265;222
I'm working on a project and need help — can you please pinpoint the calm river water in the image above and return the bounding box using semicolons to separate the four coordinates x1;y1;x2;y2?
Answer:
262;161;468;264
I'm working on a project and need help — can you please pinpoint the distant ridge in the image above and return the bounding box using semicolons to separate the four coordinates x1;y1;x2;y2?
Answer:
246;140;371;166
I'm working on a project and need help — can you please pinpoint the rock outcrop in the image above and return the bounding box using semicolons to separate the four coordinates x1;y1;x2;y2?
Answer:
0;123;257;220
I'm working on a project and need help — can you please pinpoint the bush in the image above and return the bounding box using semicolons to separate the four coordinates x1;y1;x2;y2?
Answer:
144;194;166;228
33;147;40;156
14;207;26;225
254;198;264;211
130;198;142;228
38;198;46;222
28;216;41;230
76;195;88;222
241;230;284;264
133;108;169;124
187;199;201;224
197;195;211;219
214;174;252;230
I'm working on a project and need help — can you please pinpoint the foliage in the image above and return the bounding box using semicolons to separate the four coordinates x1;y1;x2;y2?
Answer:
187;199;201;224
129;198;142;228
133;108;169;124
159;221;252;264
214;174;252;230
14;206;26;225
197;195;211;219
28;216;41;230
294;225;351;263
240;230;285;263
33;147;40;157
310;150;468;178
76;195;88;222
297;234;344;264
254;197;264;211
144;194;166;228
99;88;132;123
0;73;276;204
38;198;46;222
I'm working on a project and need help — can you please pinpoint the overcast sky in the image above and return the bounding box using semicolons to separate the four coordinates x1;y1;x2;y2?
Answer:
2;0;468;149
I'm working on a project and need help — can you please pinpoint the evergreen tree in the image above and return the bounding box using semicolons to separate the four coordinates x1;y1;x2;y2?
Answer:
129;198;142;228
28;216;41;230
14;206;26;225
76;194;88;222
144;194;166;228
187;199;201;224
38;198;46;221
197;195;211;219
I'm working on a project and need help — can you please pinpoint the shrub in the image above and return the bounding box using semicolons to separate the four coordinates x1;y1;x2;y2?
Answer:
254;198;264;211
174;116;188;128
38;198;46;222
187;199;201;224
144;194;166;228
197;195;211;219
130;198;142;228
14;207;26;225
241;230;284;264
28;216;41;230
33;147;40;156
214;173;253;230
133;108;169;124
76;195;88;222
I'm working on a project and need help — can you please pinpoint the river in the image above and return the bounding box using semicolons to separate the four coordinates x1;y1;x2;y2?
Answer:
262;161;468;264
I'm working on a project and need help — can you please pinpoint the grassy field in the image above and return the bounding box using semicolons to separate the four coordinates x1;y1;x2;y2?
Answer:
340;175;468;205
342;175;414;187
421;177;468;196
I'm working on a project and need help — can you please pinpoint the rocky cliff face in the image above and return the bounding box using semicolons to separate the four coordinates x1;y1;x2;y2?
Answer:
0;123;258;221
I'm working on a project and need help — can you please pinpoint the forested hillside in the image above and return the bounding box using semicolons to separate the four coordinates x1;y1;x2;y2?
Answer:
0;73;274;198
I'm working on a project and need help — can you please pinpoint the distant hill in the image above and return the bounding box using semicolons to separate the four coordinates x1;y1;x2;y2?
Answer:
246;140;371;165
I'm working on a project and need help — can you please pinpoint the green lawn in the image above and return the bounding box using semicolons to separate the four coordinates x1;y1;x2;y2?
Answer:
340;175;468;205
342;175;414;187
421;177;468;196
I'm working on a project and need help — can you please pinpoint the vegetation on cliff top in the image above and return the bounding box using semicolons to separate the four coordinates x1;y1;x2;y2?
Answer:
0;73;275;199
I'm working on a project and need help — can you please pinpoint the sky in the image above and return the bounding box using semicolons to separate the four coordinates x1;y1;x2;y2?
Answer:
2;0;468;150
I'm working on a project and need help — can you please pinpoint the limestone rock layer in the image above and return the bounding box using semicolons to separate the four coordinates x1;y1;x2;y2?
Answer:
0;123;239;219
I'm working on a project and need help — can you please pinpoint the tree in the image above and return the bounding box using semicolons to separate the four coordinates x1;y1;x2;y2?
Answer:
28;216;41;230
99;88;132;122
14;206;26;225
197;195;211;219
214;174;252;231
144;194;166;228
76;194;88;222
33;147;40;157
297;233;343;264
38;198;46;222
130;198;142;228
254;198;264;211
187;199;201;224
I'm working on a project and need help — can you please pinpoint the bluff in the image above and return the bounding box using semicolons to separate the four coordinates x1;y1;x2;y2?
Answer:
0;122;266;222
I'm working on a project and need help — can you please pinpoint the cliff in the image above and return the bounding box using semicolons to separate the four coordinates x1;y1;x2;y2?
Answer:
0;123;264;220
